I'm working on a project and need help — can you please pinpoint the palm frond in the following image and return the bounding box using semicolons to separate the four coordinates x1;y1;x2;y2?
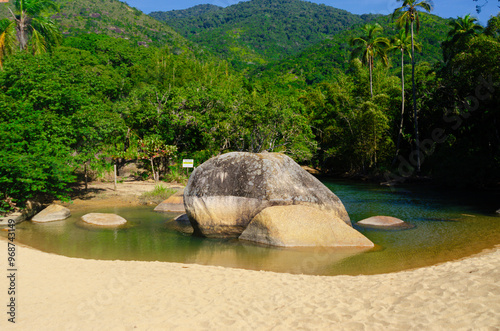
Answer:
0;19;17;68
30;16;61;50
29;27;46;55
24;0;59;17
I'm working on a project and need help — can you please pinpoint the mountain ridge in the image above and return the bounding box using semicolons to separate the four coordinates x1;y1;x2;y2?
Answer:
150;0;377;68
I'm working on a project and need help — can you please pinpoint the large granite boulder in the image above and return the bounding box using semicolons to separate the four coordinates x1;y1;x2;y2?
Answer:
32;204;71;223
239;205;374;247
184;152;350;238
81;213;127;227
154;188;185;213
356;216;415;230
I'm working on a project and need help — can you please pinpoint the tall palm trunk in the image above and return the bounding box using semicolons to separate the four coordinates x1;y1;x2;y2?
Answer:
411;21;421;172
369;56;373;98
393;48;405;165
14;10;28;51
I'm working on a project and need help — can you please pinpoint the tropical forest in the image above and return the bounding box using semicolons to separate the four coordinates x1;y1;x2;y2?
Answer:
0;0;499;213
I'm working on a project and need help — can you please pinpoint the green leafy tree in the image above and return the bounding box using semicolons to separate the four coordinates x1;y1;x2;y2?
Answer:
139;135;177;182
393;0;433;172
484;14;500;40
350;23;390;98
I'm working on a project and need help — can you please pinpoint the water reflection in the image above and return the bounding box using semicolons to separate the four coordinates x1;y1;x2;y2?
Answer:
182;239;373;274
3;181;500;276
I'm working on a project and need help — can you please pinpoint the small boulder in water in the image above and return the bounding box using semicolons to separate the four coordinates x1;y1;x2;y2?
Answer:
154;188;185;213
32;204;70;223
81;213;127;227
165;213;193;235
356;216;414;230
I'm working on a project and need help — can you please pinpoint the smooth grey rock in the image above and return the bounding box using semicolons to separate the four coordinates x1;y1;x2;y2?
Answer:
239;205;374;247
81;213;127;227
184;152;350;238
356;216;415;230
32;204;71;223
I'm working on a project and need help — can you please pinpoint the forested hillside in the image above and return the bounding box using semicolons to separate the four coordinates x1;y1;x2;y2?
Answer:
254;13;449;87
151;0;373;68
0;0;195;51
150;4;223;21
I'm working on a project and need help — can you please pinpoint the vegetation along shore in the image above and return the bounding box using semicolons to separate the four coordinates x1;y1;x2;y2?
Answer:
0;0;498;214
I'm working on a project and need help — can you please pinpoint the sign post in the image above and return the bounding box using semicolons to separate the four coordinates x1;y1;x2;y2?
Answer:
182;159;194;177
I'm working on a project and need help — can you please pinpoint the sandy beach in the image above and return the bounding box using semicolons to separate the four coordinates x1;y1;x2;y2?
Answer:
0;238;498;330
1;181;499;330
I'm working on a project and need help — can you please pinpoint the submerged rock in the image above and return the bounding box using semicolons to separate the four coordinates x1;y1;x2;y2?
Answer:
240;205;374;247
165;213;193;235
184;152;350;238
356;216;415;230
32;204;71;223
154;188;185;213
81;213;127;227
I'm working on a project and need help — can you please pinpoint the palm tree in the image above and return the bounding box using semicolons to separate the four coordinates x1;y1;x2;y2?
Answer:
0;0;61;67
392;0;433;172
390;29;421;163
350;23;390;98
0;19;16;69
443;14;484;62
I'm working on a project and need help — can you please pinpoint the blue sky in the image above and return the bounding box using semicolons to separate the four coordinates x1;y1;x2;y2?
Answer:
126;0;499;25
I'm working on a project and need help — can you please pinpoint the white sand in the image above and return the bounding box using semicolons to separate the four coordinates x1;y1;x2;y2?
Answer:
0;237;498;330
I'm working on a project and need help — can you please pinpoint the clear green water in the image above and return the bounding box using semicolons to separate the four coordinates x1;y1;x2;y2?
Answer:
3;181;500;276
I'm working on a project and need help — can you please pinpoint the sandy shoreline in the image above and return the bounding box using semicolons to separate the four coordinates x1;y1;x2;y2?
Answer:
0;239;499;330
1;181;499;329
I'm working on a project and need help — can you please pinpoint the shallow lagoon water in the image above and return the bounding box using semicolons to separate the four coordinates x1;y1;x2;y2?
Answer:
5;181;500;276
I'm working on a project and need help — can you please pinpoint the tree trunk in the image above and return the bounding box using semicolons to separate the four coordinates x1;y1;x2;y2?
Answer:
393;48;406;165
114;164;117;191
411;22;421;172
16;10;28;51
84;162;88;191
150;158;158;182
369;56;373;98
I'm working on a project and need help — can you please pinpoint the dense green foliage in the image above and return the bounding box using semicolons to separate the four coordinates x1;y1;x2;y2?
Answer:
151;0;371;69
0;0;197;52
0;33;315;211
0;0;498;213
251;12;448;87
150;4;222;21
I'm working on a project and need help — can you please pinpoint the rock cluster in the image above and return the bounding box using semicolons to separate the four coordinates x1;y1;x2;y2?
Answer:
183;152;373;248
